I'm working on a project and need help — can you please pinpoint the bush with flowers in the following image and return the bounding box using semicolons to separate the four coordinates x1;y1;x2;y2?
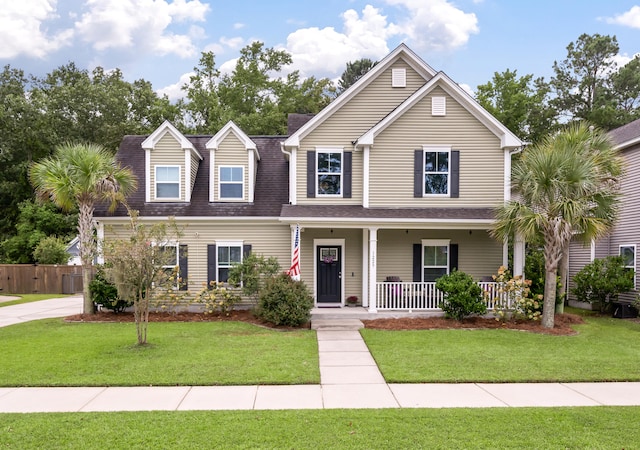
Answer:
194;281;241;316
488;266;542;322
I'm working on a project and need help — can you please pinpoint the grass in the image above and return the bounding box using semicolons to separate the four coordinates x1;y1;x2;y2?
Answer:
0;293;71;308
1;407;639;448
362;315;640;383
0;319;319;386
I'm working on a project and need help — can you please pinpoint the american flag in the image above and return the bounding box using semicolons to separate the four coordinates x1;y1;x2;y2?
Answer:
288;224;301;281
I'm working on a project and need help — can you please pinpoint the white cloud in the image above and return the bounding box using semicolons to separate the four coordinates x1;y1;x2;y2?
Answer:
384;0;479;52
0;0;73;58
605;6;640;28
74;0;210;57
285;5;395;78
157;71;193;102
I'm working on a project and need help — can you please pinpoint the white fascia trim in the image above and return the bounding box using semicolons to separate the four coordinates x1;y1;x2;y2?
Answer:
209;150;215;202
504;148;511;202
614;136;640;150
363;146;370;208
206;121;259;160
278;217;495;228
290;148;297;205
142;120;201;159
185;150;192;202
283;44;437;148
97;216;283;224
248;153;255;203
145;149;151;203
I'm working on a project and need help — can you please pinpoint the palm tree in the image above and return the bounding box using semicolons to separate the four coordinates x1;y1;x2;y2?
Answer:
492;123;623;328
30;142;137;314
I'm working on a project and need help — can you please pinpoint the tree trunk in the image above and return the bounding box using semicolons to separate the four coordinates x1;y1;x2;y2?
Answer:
556;250;569;314
78;201;96;314
541;268;558;328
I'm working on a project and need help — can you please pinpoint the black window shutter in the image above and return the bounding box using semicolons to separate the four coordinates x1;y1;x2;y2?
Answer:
343;151;352;198
207;244;217;286
449;244;459;272
307;151;316;198
413;243;422;282
414;150;423;197
243;244;252;258
178;244;188;290
450;150;460;198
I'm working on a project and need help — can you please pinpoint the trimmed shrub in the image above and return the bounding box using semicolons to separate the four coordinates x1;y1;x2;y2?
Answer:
33;236;69;265
256;273;314;327
194;281;241;316
89;268;133;313
436;270;486;320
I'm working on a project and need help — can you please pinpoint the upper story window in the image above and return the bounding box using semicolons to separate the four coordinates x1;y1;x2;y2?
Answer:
156;166;180;199
219;166;244;200
317;151;342;196
423;240;449;282
424;148;450;195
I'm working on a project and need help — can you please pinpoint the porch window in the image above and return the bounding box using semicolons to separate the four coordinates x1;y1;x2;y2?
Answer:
219;166;244;200
620;245;636;287
155;166;180;199
317;150;342;195
423;147;450;195
217;243;242;282
423;240;449;282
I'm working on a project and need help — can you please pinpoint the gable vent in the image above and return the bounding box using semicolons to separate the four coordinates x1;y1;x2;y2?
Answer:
432;96;446;116
392;68;406;87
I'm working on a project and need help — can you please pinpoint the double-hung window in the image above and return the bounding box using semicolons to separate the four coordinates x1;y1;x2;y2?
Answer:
423;147;450;195
156;166;180;199
219;166;244;200
423;240;449;282
620;245;636;288
156;242;181;288
217;242;242;282
317;150;342;196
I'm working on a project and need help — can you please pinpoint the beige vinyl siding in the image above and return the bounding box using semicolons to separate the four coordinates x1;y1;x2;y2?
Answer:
190;152;199;196
568;239;593;302
214;134;249;201
299;228;363;301
103;220;289;289
376;229;502;282
296;60;427;205
370;87;504;207
150;133;185;201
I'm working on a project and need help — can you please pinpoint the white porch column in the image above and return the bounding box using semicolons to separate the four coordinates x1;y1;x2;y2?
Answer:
361;228;369;307
95;221;104;265
513;233;525;278
368;227;378;313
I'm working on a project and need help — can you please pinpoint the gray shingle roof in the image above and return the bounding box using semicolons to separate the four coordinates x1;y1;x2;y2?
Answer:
609;117;640;148
280;204;495;221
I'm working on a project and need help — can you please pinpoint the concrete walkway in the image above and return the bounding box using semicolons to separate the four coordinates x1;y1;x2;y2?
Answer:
1;297;640;412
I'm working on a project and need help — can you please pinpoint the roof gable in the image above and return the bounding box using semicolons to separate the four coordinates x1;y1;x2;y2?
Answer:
283;44;437;148
356;72;523;149
206;120;260;159
141;120;203;160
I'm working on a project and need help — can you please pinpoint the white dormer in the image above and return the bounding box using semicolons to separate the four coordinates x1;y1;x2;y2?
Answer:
141;121;203;203
206;121;260;203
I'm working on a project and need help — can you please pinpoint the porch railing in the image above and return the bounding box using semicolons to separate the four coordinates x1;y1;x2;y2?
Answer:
374;281;509;312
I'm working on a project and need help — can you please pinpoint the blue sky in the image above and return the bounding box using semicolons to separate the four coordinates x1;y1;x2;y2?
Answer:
2;1;639;100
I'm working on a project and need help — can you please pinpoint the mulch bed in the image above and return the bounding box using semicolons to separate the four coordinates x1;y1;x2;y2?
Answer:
65;310;586;335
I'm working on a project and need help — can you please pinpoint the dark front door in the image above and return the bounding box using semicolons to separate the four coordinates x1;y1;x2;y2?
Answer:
317;246;341;304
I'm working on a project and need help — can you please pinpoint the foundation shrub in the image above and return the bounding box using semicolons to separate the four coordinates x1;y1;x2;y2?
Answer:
256;273;314;327
436;270;486;320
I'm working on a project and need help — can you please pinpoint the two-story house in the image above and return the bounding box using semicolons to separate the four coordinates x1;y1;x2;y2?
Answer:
95;44;524;312
568;117;640;313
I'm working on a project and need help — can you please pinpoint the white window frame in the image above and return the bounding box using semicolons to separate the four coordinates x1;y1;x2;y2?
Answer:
155;165;181;200
153;241;181;289
216;241;243;283
620;244;636;288
423;146;451;197
218;166;244;200
422;239;450;282
316;148;343;197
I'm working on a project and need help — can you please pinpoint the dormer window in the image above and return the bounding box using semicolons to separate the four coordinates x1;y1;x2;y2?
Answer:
156;166;180;199
219;166;244;200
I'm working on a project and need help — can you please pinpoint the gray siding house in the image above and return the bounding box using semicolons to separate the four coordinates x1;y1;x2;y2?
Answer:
96;44;525;312
568;118;640;306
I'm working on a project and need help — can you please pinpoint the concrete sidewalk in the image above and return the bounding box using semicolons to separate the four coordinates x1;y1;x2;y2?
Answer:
2;298;640;412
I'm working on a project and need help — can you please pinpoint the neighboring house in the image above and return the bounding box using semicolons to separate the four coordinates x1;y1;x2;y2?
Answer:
95;44;524;312
568;118;640;305
66;237;82;265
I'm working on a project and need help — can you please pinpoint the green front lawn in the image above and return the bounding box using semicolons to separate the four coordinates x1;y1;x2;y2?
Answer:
362;315;640;383
0;319;319;386
2;407;639;449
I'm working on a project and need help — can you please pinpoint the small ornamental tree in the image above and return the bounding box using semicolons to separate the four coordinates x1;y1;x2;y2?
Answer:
436;270;486;321
571;256;634;312
102;211;183;345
